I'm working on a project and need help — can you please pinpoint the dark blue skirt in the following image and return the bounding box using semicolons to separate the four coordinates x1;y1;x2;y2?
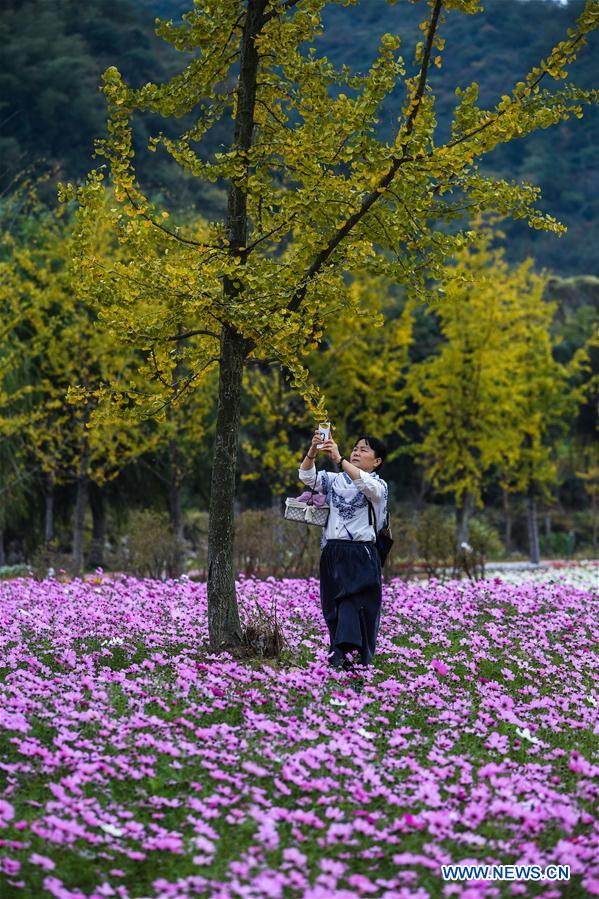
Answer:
319;539;382;666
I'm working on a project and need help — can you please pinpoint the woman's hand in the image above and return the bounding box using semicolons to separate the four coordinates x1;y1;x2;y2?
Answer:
307;430;323;459
322;438;342;465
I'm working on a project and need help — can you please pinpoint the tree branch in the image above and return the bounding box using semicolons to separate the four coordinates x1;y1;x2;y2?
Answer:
166;329;220;341
286;0;444;313
145;357;220;417
124;189;223;251
262;0;303;26
243;212;298;254
433;30;586;158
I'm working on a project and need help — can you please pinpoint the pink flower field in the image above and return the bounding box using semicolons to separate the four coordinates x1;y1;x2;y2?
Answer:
0;571;597;898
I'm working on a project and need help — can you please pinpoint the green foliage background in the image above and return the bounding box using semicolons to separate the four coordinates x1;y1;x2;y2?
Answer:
1;0;597;274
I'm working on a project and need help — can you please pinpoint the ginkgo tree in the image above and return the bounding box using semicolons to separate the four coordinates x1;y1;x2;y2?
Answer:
240;272;414;499
62;0;599;648
495;279;595;563
0;200;159;576
405;228;595;562
308;274;415;451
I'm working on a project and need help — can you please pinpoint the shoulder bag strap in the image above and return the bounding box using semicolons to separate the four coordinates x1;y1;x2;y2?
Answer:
365;497;378;538
366;496;390;532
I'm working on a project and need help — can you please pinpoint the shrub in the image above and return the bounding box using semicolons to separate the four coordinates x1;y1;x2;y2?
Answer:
123;510;186;579
29;542;73;581
382;510;419;581
458;518;504;580
0;564;30;580
415;506;456;581
234;507;321;577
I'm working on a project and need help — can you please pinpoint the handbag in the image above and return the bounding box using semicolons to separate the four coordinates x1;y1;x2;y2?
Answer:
284;484;330;528
366;497;394;567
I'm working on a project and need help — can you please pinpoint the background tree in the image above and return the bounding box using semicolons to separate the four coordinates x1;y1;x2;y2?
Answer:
497;283;596;562
0;198;159;576
3;0;598;274
239;273;414;501
308;274;415;456
64;0;599;647
403;232;539;549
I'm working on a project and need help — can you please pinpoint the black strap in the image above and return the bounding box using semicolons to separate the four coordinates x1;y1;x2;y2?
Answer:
366;497;389;536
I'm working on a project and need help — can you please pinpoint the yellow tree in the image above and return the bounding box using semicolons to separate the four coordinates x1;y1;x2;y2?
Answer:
404;233;545;547
0;202;157;576
240;274;414;499
497;286;596;563
405;230;595;560
240;365;311;498
309;275;415;452
63;0;599;647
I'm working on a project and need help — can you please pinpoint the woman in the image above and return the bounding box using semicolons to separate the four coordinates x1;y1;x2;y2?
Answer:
298;430;388;671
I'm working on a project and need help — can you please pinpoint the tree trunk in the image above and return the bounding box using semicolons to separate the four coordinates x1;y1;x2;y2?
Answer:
455;490;475;548
207;0;266;649
592;489;597;553
502;487;512;557
44;472;55;546
207;326;247;649
410;507;420;562
168;440;185;579
88;482;106;570
0;529;5;566
72;449;89;578
168;443;184;543
167;336;185;578
526;484;541;564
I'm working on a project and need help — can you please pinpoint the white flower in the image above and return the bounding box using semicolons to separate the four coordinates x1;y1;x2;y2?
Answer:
357;728;376;740
516;726;541;745
587;696;597;707
329;698;347;707
99;823;123;837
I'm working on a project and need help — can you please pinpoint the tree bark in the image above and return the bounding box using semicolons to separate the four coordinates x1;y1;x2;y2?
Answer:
206;0;266;649
168;458;184;541
502;487;512;557
455;490;475;548
543;508;552;557
168;440;185;578
88;481;106;569
207;326;247;649
167;336;186;578
44;472;55;546
72;448;89;578
526;483;541;564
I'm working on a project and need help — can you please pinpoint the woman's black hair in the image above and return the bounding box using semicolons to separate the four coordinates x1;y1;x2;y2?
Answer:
354;435;387;472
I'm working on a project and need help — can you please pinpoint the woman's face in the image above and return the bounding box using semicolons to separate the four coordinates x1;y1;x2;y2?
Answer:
350;439;382;473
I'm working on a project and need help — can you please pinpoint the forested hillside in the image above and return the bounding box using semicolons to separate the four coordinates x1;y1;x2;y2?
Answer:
1;0;597;274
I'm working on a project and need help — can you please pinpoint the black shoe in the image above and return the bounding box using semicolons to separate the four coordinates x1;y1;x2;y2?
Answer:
328;648;346;669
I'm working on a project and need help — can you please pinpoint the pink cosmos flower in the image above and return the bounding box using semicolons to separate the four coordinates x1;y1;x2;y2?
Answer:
431;659;449;677
30;853;56;871
0;799;15;825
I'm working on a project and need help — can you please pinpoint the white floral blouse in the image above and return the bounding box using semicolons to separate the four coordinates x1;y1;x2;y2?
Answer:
298;463;388;547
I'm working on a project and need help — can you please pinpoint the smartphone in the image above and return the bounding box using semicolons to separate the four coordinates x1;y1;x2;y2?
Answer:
316;421;331;449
